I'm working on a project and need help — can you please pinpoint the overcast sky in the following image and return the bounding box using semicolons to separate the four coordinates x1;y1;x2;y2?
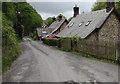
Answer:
28;2;96;20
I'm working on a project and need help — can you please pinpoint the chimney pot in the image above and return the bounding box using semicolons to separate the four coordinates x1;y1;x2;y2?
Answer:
52;16;56;22
58;14;62;21
73;4;79;17
106;0;115;12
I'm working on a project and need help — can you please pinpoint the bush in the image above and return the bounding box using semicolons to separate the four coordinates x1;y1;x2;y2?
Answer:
2;15;21;73
29;31;38;40
42;38;60;47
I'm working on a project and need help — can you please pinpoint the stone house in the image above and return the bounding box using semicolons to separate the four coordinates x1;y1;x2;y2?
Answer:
37;15;68;38
58;2;120;43
48;15;68;34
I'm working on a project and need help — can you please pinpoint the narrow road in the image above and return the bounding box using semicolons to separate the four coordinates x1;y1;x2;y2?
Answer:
3;38;119;83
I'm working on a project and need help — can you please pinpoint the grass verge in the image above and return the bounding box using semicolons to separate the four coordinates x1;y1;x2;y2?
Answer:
2;45;21;74
56;47;119;65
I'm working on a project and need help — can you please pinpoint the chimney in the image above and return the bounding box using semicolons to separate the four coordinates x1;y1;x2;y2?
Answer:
58;14;62;21
52;16;56;22
106;0;115;12
73;4;79;17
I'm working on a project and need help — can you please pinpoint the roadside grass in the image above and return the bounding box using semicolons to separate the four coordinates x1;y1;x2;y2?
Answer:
72;51;119;65
2;45;21;74
0;49;2;75
57;47;71;52
56;47;119;65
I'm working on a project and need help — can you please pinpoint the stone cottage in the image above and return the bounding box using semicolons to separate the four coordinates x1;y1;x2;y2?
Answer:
58;2;120;43
57;2;120;61
37;15;68;38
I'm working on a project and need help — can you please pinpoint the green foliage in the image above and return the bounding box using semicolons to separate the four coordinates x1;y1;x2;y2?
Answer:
29;31;38;40
42;38;60;47
2;2;17;24
115;2;120;14
68;17;72;22
2;2;43;73
2;2;43;36
21;24;24;39
44;17;53;26
2;15;21;73
43;14;67;27
33;31;38;40
92;2;120;14
92;2;106;11
56;14;66;20
16;2;43;35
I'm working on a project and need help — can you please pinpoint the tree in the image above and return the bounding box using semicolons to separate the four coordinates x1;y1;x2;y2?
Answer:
56;14;66;20
92;1;120;14
2;2;43;36
16;2;43;35
44;17;53;27
92;2;106;11
2;1;43;73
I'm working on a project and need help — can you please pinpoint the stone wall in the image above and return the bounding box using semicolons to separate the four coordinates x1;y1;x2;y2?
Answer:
84;11;120;62
98;12;120;43
86;30;98;41
60;38;117;61
86;12;120;43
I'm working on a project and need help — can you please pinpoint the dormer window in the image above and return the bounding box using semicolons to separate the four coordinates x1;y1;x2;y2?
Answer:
69;22;74;27
79;22;84;27
85;21;91;26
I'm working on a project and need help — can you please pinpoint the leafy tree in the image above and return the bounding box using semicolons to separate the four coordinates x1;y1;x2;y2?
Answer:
2;14;21;73
56;14;66;20
15;2;43;36
92;2;120;14
92;2;106;11
44;17;53;26
2;2;43;36
2;2;43;73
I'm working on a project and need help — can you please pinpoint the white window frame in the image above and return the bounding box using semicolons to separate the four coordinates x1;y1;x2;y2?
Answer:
69;22;74;27
85;21;91;26
79;22;84;27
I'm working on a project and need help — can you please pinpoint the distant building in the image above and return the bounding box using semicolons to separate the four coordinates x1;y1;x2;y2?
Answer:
37;15;68;38
58;2;120;43
41;23;48;28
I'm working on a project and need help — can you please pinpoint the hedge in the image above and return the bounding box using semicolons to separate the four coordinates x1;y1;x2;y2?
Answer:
42;38;60;47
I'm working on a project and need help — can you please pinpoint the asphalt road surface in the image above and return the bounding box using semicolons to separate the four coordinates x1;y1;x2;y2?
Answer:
3;38;119;83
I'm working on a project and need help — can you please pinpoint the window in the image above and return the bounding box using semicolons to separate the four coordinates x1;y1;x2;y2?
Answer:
85;21;91;26
42;30;47;34
79;22;84;27
69;22;74;27
42;30;48;36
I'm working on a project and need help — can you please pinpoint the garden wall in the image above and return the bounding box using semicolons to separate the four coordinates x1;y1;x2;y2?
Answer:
42;37;120;62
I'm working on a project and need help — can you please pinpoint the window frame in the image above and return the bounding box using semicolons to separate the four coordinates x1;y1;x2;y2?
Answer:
69;22;74;27
79;22;84;27
85;21;91;26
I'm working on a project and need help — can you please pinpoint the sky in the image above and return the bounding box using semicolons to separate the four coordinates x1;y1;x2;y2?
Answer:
28;2;96;20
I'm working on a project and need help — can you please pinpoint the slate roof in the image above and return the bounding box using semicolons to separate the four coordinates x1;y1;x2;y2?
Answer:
37;19;67;37
49;19;67;34
36;28;43;37
57;8;120;39
51;19;68;34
